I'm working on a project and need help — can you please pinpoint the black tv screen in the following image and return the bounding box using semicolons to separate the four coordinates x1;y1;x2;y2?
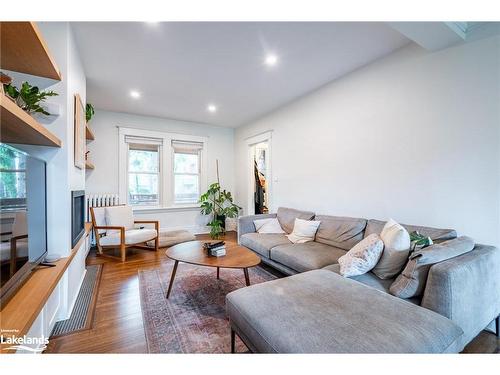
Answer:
0;143;47;306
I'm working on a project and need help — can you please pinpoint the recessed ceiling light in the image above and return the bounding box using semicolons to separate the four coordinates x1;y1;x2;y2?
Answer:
264;54;278;67
130;90;141;99
207;104;217;113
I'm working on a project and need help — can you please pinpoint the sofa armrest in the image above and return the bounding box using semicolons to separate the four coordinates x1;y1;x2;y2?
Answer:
421;244;500;349
237;213;277;244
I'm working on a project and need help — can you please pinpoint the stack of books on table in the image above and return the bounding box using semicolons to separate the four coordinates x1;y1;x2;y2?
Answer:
203;241;226;257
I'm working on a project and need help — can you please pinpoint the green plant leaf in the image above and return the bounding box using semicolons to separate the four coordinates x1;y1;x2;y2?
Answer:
5;81;58;115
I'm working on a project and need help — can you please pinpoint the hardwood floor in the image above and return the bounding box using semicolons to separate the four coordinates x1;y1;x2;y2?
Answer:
45;232;499;354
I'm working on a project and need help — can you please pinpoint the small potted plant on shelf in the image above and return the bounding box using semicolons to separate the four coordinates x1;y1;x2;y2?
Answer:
86;103;95;122
200;161;241;239
3;80;58;116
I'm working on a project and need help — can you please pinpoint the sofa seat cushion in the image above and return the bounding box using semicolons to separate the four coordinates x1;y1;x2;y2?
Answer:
240;233;291;258
323;263;393;292
323;263;421;305
270;242;346;273
100;228;157;246
226;270;463;353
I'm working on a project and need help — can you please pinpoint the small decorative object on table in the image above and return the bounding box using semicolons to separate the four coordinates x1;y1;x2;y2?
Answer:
409;231;433;251
203;241;226;257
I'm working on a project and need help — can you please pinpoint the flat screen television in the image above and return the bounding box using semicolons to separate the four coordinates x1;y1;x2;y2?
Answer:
0;143;47;307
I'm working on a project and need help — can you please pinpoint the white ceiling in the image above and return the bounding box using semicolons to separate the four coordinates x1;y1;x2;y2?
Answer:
72;22;410;127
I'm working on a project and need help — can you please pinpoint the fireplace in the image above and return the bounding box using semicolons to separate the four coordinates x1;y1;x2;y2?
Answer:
71;190;85;247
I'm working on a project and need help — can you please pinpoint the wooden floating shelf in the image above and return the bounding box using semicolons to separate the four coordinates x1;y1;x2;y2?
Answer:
0;94;62;147
86;123;95;141
85;160;95;170
0;22;62;81
0;223;92;352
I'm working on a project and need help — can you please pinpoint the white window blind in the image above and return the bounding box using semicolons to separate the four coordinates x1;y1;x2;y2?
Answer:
172;140;203;204
125;135;163;146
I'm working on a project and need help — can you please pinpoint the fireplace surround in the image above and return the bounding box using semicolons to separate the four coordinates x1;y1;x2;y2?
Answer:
71;190;85;248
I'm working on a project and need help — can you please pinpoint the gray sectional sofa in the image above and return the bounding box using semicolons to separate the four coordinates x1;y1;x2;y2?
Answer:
227;207;500;353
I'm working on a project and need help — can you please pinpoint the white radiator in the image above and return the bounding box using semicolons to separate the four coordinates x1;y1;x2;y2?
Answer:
86;194;120;246
86;193;120;211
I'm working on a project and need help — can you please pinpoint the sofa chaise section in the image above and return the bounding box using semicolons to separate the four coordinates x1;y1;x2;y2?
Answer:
227;270;464;353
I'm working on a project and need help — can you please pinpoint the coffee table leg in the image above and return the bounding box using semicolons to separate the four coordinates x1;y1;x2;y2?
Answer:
166;260;179;299
243;268;250;286
217;267;220;279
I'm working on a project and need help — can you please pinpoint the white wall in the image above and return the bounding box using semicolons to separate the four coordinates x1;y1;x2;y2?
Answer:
86;110;235;232
234;36;500;246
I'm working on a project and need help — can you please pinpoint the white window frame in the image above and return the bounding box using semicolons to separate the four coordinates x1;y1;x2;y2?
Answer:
171;141;203;205
118;127;208;211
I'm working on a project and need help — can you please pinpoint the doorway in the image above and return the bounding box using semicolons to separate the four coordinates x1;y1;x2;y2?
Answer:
251;142;269;214
246;131;272;216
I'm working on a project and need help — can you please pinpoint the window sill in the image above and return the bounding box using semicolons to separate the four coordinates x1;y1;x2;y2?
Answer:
132;204;200;214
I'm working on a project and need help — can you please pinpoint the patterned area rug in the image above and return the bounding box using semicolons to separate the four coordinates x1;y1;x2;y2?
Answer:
138;260;277;353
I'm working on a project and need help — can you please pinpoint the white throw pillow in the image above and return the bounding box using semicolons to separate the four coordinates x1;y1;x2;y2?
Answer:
105;206;135;236
287;218;321;244
372;218;411;279
253;218;285;234
338;234;384;277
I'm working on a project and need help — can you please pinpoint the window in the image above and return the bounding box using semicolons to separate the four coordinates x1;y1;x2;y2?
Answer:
127;141;161;206
119;128;207;209
0;145;27;210
172;141;203;204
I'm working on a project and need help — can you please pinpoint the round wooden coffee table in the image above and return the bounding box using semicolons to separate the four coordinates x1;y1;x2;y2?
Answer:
165;240;261;298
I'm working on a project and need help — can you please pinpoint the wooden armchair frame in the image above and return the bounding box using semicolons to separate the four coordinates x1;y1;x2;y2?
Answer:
90;207;159;262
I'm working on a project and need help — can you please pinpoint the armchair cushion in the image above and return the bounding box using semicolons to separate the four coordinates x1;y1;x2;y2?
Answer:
105;206;135;235
100;228;158;246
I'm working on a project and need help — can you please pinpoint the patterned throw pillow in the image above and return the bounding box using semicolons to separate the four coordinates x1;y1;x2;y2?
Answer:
338;234;385;277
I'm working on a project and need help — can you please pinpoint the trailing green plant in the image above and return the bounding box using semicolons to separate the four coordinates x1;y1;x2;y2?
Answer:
86;103;95;122
3;81;58;115
200;181;241;239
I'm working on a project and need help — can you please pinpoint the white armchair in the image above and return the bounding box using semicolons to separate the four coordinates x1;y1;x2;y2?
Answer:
90;205;159;262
